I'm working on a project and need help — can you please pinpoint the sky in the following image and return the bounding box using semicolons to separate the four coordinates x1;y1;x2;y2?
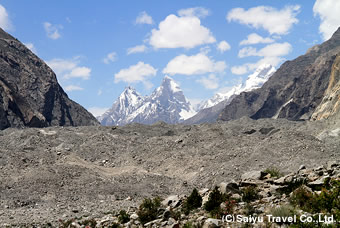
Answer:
1;0;340;116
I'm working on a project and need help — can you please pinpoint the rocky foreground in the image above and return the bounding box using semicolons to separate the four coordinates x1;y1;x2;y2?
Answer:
52;161;340;228
0;117;340;226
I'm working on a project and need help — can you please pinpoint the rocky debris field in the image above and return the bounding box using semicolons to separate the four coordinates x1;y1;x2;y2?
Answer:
46;161;340;228
0;117;340;226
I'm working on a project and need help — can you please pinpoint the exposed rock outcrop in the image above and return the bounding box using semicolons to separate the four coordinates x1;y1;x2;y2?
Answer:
219;27;340;122
312;54;340;120
0;28;99;130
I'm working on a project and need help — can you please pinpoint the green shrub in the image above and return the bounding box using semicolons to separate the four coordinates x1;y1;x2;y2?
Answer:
183;221;202;228
307;180;340;216
182;188;202;215
137;197;162;225
183;221;194;228
290;180;340;223
204;186;229;218
241;186;260;203
118;210;130;224
289;186;313;209
264;167;283;178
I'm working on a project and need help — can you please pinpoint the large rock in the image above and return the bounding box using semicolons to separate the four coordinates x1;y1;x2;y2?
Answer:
219;27;340;122
0;28;99;129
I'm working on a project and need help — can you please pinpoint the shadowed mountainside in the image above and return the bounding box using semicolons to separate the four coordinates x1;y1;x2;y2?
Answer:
0;28;99;130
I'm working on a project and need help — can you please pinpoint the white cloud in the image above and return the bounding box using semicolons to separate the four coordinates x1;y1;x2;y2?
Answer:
114;61;157;83
88;107;109;117
135;11;153;25
217;41;231;53
240;33;274;45
238;47;258;58
0;4;12;31
231;65;249;75
149;14;216;49
127;45;147;55
64;67;91;80
103;52;117;64
64;85;84;92
227;5;300;35
232;57;283;75
238;42;292;58
313;0;340;41
24;43;37;54
196;74;219;89
178;7;210;18
43;22;62;40
163;53;226;76
46;57;91;80
232;42;292;75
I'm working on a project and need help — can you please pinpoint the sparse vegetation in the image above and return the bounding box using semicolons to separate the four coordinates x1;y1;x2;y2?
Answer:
80;218;97;227
204;186;229;218
182;188;202;215
270;204;296;225
289;186;313;209
118;210;130;224
224;199;237;215
264;166;283;178
137;197;162;225
241;186;260;203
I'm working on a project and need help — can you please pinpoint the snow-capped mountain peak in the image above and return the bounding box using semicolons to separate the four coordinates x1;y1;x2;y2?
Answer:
163;75;182;93
98;76;196;126
199;64;275;110
119;86;144;107
243;64;276;92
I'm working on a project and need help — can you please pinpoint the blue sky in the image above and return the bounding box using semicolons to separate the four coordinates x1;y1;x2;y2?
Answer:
1;0;340;116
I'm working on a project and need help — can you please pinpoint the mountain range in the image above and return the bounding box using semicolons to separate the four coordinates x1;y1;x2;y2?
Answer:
219;27;340;122
99;64;275;126
98;76;196;125
185;64;276;124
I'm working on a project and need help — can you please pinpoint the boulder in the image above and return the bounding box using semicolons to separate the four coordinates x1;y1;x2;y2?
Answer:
241;171;266;181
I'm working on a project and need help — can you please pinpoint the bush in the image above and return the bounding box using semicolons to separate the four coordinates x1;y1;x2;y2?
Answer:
137;197;162;225
204;186;229;218
289;186;313;209
290;180;340;223
224;199;236;215
264;167;283;178
241;186;260;203
183;221;202;228
182;188;202;215
118;210;130;224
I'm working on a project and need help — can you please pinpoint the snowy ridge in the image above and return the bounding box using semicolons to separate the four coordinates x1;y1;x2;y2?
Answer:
199;64;276;110
99;76;196;126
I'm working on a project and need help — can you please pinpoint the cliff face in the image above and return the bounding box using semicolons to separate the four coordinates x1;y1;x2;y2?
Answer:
219;27;340;122
311;54;340;120
0;28;99;130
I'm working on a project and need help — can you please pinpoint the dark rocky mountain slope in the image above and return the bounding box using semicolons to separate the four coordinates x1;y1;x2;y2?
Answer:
0;28;99;130
219;27;340;122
